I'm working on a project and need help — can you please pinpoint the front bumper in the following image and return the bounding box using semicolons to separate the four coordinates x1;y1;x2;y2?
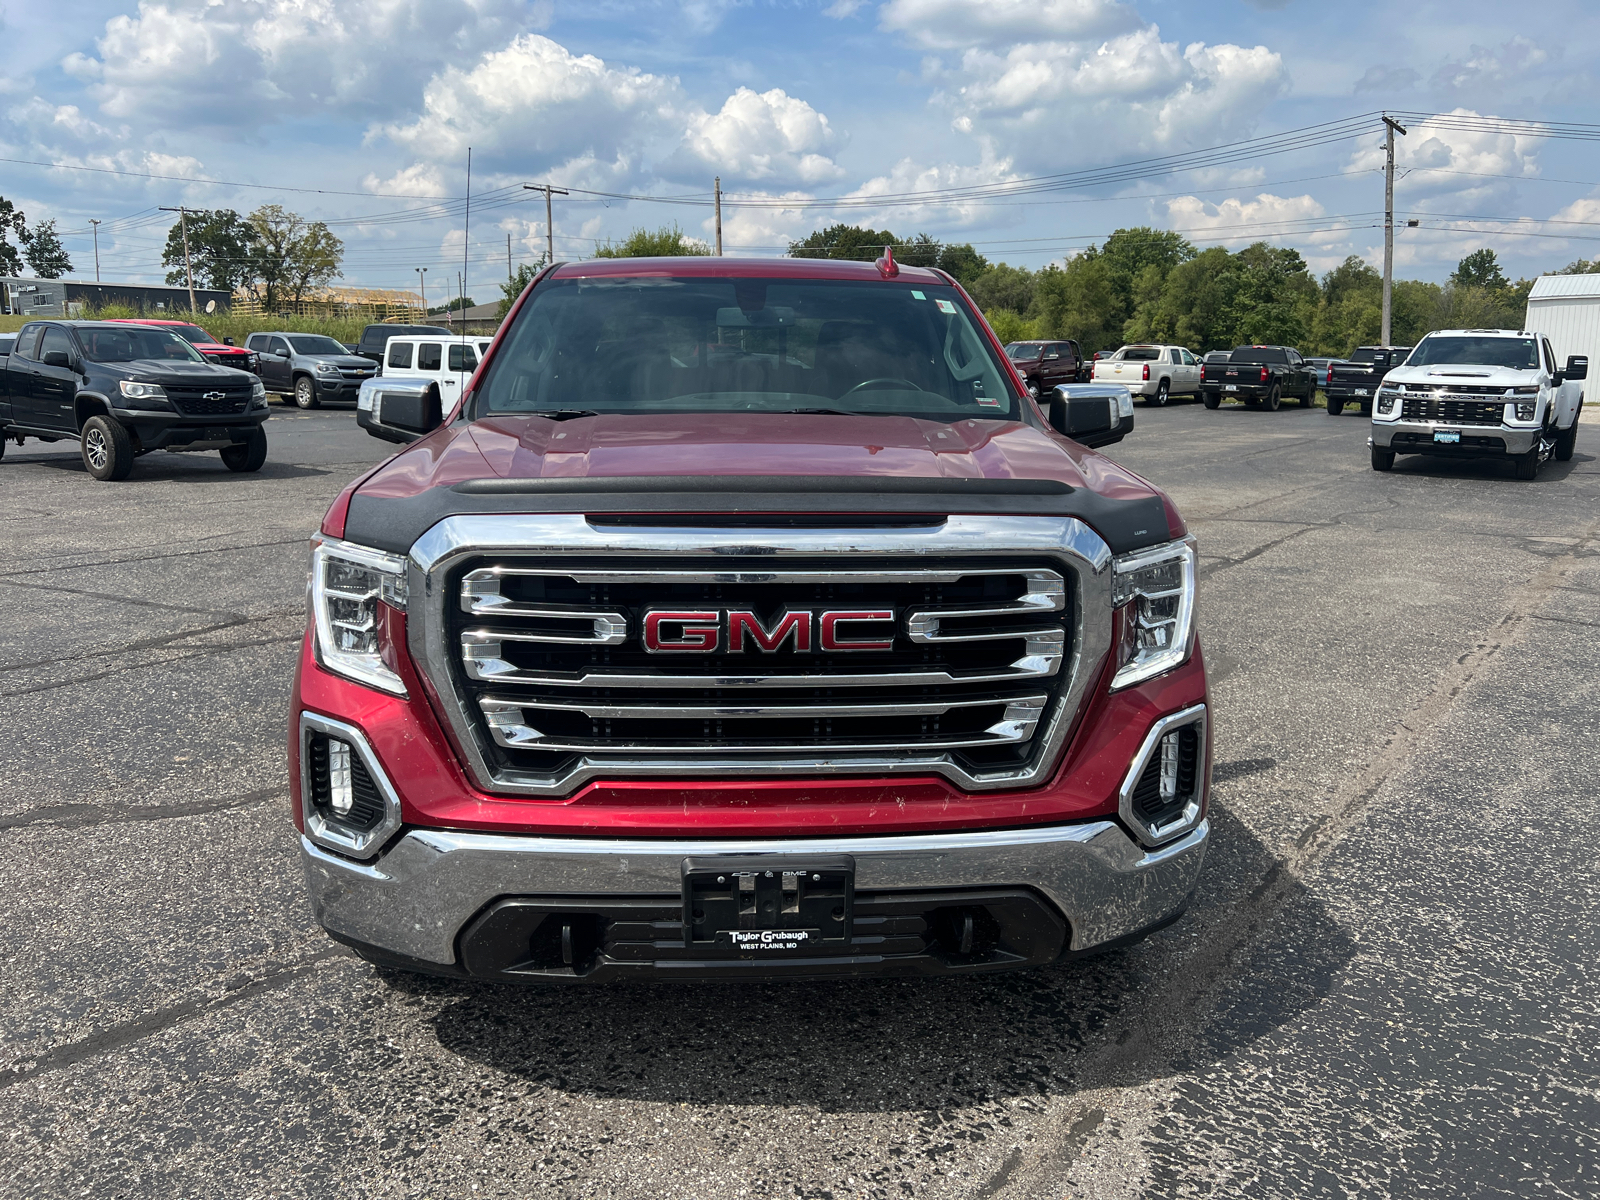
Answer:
1371;420;1536;456
311;376;370;401
302;817;1209;981
115;406;268;450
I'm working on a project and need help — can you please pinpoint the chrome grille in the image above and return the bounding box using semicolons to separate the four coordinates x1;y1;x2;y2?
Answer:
409;515;1114;796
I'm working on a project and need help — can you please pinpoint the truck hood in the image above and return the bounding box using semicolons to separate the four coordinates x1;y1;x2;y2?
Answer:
115;359;250;382
1383;364;1538;388
341;413;1175;556
303;354;375;370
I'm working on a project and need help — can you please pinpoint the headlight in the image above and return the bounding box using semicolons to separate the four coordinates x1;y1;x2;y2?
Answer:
118;380;167;402
1511;401;1537;422
1375;386;1401;416
250;378;267;407
1116;389;1134;419
316;362;338;373
310;536;409;696
1111;538;1196;690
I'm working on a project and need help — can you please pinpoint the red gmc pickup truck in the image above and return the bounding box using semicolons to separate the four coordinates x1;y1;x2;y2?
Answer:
293;255;1207;983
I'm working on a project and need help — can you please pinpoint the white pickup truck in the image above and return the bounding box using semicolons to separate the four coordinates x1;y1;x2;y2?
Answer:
1369;328;1586;479
1092;344;1202;406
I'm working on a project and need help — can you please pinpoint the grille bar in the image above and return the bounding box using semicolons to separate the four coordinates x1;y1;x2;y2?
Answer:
1401;396;1508;425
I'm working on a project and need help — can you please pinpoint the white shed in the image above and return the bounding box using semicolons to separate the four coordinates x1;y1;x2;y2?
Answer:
1524;274;1600;371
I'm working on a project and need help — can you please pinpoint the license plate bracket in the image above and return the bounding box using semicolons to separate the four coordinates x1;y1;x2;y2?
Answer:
1433;429;1461;444
1224;384;1238;392
682;856;854;952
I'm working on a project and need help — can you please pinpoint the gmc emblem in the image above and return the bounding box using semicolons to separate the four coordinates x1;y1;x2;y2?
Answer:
642;609;893;653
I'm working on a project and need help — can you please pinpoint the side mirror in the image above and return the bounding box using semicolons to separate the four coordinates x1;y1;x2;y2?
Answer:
223;337;235;346
1049;384;1130;448
42;350;71;368
1565;355;1588;382
357;378;443;444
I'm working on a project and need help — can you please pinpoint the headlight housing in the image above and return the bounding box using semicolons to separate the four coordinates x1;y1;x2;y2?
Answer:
118;380;168;406
1508;387;1539;423
316;362;338;374
1111;538;1197;690
1375;385;1401;416
250;378;267;408
310;536;409;696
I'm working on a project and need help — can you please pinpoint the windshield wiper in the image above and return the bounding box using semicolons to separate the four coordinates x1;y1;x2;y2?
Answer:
528;409;601;421
781;407;856;416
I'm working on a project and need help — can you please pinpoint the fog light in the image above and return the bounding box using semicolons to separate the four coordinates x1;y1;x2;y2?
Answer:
328;739;354;815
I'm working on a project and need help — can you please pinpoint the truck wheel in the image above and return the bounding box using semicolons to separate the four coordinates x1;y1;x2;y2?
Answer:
294;376;320;409
1150;379;1169;407
1202;392;1220;410
1514;448;1541;480
1371;446;1394;472
81;415;134;481
221;428;268;473
1262;386;1281;412
1327;398;1344;416
1554;418;1579;462
1301;388;1316;408
1360;401;1372;416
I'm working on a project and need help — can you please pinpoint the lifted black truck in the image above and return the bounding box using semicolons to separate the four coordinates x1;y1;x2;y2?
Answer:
1326;346;1411;416
0;320;270;480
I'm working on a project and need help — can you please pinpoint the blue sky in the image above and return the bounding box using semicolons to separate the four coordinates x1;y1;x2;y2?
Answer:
4;0;1599;297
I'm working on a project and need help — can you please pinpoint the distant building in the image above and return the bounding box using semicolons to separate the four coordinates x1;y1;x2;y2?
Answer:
1525;274;1600;371
0;277;231;318
430;301;502;334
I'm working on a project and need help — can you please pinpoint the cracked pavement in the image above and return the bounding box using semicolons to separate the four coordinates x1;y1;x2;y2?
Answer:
0;402;1596;1198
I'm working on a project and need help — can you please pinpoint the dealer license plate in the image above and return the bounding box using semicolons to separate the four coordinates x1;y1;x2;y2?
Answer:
682;856;853;953
1433;430;1461;444
1224;384;1238;392
1353;388;1368;396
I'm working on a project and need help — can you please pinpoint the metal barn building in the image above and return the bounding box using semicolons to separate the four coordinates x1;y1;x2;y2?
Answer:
0;277;231;318
1524;274;1600;371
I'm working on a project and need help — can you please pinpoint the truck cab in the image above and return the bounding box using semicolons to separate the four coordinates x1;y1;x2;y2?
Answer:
1369;329;1586;479
380;334;493;404
1326;346;1411;416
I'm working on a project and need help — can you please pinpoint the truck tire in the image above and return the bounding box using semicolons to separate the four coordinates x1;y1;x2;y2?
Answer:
294;376;320;409
1202;392;1220;410
1327;397;1344;416
1360;400;1372;416
1301;387;1316;408
1371;446;1394;472
1514;449;1539;480
221;428;268;473
1262;386;1281;412
81;415;134;481
1554;408;1580;462
1151;379;1169;407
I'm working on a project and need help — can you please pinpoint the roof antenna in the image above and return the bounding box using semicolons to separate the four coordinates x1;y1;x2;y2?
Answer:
875;244;899;278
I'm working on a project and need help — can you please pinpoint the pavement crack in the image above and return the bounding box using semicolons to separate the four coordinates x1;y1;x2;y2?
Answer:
1198;526;1314;580
0;633;302;698
0;946;351;1089
0;786;283;831
0;575;245;619
0;535;309;580
0;610;303;677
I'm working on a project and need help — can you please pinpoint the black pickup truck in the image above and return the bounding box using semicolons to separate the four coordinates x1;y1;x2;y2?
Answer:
1215;345;1318;411
0;320;270;480
1325;345;1412;416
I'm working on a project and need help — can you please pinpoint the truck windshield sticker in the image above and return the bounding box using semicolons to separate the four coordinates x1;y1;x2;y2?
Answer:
911;290;926;300
936;299;957;314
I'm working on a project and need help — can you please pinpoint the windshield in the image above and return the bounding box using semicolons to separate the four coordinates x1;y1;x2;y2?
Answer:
1006;343;1043;362
80;327;205;364
170;324;216;345
476;276;1023;421
1350;349;1385;364
1406;336;1538;370
1117;347;1161;361
288;335;347;355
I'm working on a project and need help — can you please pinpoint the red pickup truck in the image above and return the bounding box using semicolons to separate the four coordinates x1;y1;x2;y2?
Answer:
105;318;259;374
293;255;1208;983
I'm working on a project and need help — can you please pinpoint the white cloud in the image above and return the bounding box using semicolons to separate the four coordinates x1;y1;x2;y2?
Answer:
672;87;844;186
62;0;530;130
1431;37;1548;100
840;155;1022;229
363;164;449;198
880;0;1138;50
711;191;820;253
1164;192;1332;247
1349;109;1543;209
823;0;866;17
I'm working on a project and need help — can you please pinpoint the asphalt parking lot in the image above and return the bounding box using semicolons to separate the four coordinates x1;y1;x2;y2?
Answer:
2;399;1596;1198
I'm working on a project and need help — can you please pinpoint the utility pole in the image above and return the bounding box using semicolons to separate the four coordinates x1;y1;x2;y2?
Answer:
1382;115;1408;347
524;184;568;265
159;206;199;312
714;176;723;256
415;267;427;318
462;148;471;340
89;219;102;282
507;233;513;283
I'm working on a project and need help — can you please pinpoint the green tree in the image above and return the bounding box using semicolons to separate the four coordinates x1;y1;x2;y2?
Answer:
20;219;71;278
1127;247;1241;351
788;223;901;260
936;243;989;287
1451;249;1509;291
966;262;1036;316
1228;243;1316;347
500;262;539;318
429;296;476;314
162;209;258;292
240;205;343;310
1099;227;1195;292
593;223;711;258
1391;279;1443;347
1032;254;1121;352
984;309;1042;343
0;197;26;276
1555;257;1600;275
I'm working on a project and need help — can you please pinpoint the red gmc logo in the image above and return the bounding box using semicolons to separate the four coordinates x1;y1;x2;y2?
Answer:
642;609;894;653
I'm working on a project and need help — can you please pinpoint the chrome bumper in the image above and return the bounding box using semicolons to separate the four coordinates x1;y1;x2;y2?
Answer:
1371;420;1538;454
302;818;1210;967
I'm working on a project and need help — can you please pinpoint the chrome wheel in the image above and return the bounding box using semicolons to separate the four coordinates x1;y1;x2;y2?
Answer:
84;428;108;470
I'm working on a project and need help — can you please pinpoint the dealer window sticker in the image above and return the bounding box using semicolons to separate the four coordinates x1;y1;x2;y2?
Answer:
911;290;926;300
935;299;957;314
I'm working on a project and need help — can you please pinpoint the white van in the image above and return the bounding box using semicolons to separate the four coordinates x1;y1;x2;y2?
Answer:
382;336;494;403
